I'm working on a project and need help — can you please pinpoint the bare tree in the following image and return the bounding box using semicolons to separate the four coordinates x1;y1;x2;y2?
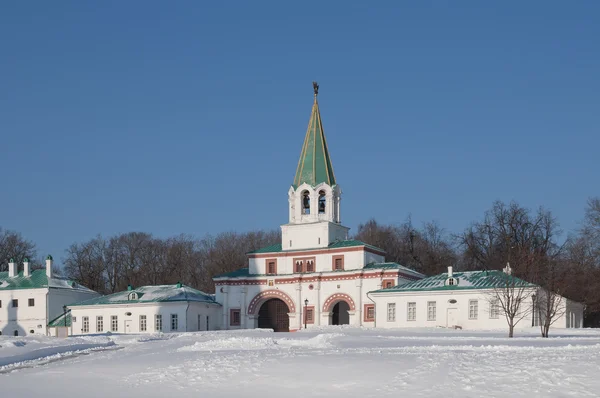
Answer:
0;227;38;272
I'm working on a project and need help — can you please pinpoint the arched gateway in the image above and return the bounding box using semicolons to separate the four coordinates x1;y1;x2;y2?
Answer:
248;290;296;332
323;293;356;326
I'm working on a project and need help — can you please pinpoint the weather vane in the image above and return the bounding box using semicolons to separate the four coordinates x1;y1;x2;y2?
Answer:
313;81;319;96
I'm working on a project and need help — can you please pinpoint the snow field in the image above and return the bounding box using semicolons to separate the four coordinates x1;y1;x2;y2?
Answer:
1;327;599;397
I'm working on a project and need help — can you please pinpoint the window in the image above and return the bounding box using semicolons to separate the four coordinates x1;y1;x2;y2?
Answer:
265;259;277;275
387;303;396;322
12;299;18;308
0;300;2;308
447;278;456;286
82;316;89;333
469;300;478;320
14;330;18;336
318;190;326;214
304;306;315;324
332;255;344;271
306;260;314;273
302;191;310;214
427;301;436;321
230;309;241;326
155;314;163;332
72;316;77;323
111;315;118;332
140;315;147;332
171;314;178;331
364;304;375;322
96;316;103;332
489;299;500;319
28;298;35;307
206;315;209;331
383;279;395;289
198;314;202;331
407;302;416;321
295;261;303;273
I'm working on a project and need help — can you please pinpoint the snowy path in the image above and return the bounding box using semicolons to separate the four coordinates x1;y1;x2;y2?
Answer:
1;327;600;397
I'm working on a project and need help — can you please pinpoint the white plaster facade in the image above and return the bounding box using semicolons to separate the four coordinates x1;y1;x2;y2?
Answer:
0;257;99;336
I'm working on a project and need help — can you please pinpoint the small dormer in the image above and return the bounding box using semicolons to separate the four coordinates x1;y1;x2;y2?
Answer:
128;292;138;300
445;266;458;286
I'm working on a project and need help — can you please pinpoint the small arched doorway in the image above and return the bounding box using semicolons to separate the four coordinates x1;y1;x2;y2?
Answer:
331;301;350;325
258;298;290;332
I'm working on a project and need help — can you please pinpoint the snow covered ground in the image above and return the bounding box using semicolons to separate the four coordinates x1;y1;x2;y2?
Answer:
2;327;600;397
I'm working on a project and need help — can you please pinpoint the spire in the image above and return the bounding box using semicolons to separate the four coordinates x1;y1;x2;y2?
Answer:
293;82;336;188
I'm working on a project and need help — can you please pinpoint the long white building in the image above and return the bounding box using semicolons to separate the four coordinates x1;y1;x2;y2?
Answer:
0;256;99;336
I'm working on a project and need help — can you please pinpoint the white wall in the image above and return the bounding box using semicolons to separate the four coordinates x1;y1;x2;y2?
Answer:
48;288;99;323
370;289;583;331
69;301;221;335
0;289;48;336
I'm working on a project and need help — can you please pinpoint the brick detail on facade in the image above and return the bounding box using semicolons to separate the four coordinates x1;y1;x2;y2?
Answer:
247;289;296;315
332;255;344;271
382;279;396;289
265;259;277;275
303;306;315;324
363;304;375;322
322;293;356;312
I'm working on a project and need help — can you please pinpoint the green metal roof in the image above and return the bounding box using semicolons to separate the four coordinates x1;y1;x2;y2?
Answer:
363;262;425;278
0;269;96;293
48;311;72;327
370;270;535;294
247;240;385;255
69;283;219;307
293;90;336;188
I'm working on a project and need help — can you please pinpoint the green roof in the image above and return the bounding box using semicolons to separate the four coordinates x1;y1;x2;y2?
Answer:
0;269;96;293
213;262;423;279
69;283;219;307
293;89;336;188
247;239;385;255
48;311;72;327
370;270;535;294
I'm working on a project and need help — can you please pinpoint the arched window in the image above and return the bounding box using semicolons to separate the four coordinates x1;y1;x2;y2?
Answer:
306;260;314;273
302;191;310;214
13;330;18;336
296;261;303;273
318;191;326;214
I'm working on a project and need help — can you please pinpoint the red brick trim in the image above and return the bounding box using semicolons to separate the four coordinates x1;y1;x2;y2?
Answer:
247;290;296;315
303;306;315;324
293;256;316;273
363;304;375;322
382;279;395;289
265;258;277;275
215;270;422;286
332;255;344;271
230;309;241;326
249;245;385;259
322;293;356;312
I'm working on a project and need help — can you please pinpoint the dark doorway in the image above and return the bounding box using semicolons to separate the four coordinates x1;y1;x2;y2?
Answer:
331;301;350;325
258;298;290;332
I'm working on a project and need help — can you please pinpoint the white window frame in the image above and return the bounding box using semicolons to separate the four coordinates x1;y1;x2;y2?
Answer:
96;316;103;332
469;300;479;320
489;299;500;319
427;301;436;321
407;302;416;321
111;315;118;332
387;303;396;322
155;314;162;332
82;316;89;333
171;314;178;331
140;315;147;332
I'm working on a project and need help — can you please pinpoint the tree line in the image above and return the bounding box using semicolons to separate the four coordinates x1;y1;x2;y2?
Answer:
1;198;599;326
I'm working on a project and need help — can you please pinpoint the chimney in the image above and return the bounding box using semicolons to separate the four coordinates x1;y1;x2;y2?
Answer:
23;258;31;277
503;262;512;275
8;258;16;278
447;266;453;278
127;284;132;291
46;254;53;278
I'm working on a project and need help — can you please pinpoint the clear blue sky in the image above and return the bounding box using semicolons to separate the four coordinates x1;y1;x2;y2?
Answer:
1;1;598;263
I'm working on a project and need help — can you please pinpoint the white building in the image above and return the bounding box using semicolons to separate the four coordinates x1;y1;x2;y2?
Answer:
65;283;221;335
368;266;584;330
213;83;425;332
0;255;99;337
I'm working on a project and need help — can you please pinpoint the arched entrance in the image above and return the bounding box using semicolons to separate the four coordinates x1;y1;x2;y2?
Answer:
331;301;350;325
257;299;290;332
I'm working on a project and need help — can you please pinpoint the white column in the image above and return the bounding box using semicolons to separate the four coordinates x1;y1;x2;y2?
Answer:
355;278;363;326
222;286;229;330
315;283;321;326
241;287;247;329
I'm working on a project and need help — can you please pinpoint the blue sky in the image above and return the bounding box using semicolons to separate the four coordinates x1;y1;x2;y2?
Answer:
1;1;598;263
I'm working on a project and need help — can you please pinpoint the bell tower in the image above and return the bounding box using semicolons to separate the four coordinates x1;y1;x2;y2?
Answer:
281;82;349;250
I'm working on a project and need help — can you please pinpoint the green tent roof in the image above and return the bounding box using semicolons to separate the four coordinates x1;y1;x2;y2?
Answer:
370;270;535;294
293;89;336;188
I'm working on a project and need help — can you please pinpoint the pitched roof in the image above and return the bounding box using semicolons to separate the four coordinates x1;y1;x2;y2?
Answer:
363;262;425;278
68;283;219;307
293;90;336;188
369;270;535;294
0;269;96;293
247;239;385;255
